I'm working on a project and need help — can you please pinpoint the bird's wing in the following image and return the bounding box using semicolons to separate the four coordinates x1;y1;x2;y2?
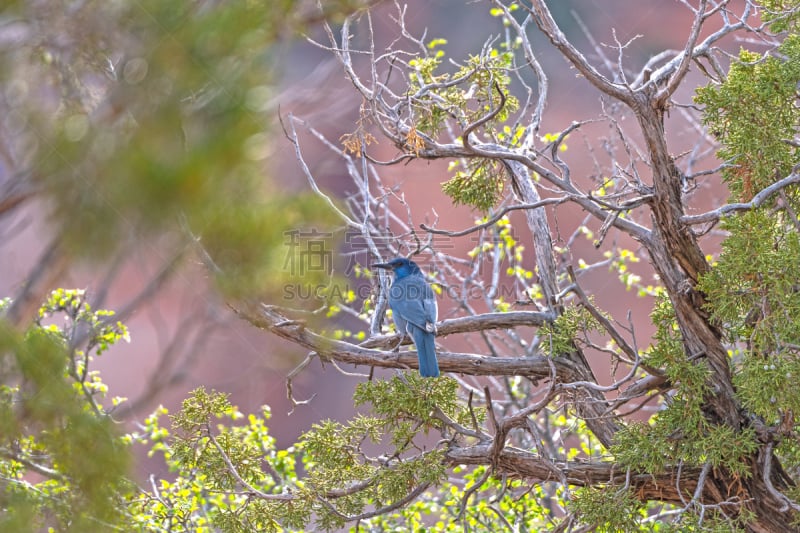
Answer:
391;310;409;336
421;284;437;333
390;276;435;332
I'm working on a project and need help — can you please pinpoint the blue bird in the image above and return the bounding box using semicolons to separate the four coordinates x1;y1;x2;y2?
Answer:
372;257;439;377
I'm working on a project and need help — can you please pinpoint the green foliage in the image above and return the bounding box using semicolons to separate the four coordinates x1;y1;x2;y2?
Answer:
129;388;307;532
613;294;759;478
132;376;599;532
695;36;800;202
350;407;603;531
693;35;800;477
646;295;709;401
354;373;469;431
699;211;800;349
761;0;800;32
569;487;644;532
129;377;472;531
408;50;518;137
570;487;751;532
655;513;750;533
441;159;507;212
300;375;456;529
697;213;800;445
540;304;602;356
403;37;520;211
360;465;558;531
693;136;800;472
698;209;800;429
0;290;132;532
2;298;479;533
7;0;341;298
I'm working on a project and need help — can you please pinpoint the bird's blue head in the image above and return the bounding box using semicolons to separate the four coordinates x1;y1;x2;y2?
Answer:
371;257;421;279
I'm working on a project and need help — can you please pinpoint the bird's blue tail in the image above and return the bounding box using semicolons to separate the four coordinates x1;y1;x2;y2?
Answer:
411;327;439;378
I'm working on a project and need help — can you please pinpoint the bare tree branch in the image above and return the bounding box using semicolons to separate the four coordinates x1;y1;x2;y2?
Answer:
681;169;800;226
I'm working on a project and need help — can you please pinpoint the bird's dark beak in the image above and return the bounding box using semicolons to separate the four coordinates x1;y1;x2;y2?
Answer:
371;263;393;270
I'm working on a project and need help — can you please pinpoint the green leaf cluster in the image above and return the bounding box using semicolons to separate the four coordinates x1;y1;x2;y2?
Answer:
0;290;132;532
687;22;800;494
695;35;800;203
408;50;518;137
362;464;557;531
612;295;758;477
540;304;602;356
699;211;800;348
570;486;751;532
298;375;459;529
698;211;800;428
130;388;306;532
7;0;341;299
441;159;507;212
404;40;519;211
569;487;645;532
761;0;800;32
2;297;498;533
130;376;471;531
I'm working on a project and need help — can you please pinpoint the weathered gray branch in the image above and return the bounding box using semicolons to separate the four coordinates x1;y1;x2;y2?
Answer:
360;310;556;349
232;303;578;380
446;444;705;504
524;0;634;104
681;170;800;225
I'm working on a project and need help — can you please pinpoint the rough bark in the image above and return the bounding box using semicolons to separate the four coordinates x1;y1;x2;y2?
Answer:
623;72;796;533
633;95;740;425
520;2;798;527
504;159;620;448
447;445;796;533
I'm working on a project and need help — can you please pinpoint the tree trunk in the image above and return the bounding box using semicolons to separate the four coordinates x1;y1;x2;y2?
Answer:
634;93;798;531
504;159;619;448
